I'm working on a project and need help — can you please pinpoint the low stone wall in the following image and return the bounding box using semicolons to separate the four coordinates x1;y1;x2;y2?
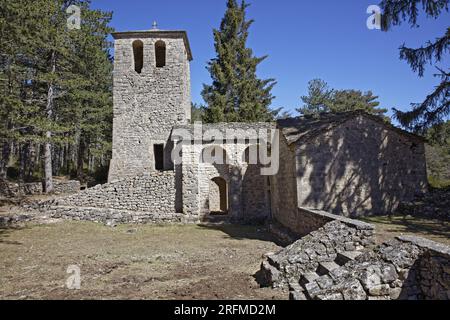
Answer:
260;213;450;300
46;206;187;225
272;207;375;239
34;172;181;225
260;218;375;289
396;187;450;221
0;179;80;197
398;236;450;299
51;172;176;213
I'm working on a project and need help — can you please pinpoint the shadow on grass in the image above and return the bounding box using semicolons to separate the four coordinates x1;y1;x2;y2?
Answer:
0;225;26;245
197;223;284;246
360;215;450;240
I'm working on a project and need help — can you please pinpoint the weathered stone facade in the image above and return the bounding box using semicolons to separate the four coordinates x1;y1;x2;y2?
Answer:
276;112;428;219
173;122;275;222
108;30;192;181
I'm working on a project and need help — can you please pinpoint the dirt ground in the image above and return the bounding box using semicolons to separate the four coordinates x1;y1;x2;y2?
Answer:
0;220;287;300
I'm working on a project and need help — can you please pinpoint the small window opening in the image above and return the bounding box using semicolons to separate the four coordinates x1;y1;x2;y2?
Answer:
154;144;164;171
133;40;144;73
155;40;166;68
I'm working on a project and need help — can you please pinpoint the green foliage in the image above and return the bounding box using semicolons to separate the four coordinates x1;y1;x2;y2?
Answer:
425;121;450;187
379;0;449;132
0;0;113;182
191;103;204;123
202;0;276;123
297;79;333;115
297;79;388;119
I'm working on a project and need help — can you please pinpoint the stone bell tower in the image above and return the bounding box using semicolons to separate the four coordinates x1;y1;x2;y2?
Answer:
108;26;193;182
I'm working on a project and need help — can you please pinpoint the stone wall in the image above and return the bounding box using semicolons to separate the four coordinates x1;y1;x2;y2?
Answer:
259;212;375;289
259;207;449;300
176;123;275;222
269;135;298;228
293;236;450;300
295;115;428;217
45;206;185;225
0;179;80;197
50;172;177;213
108;32;191;181
34;172;181;224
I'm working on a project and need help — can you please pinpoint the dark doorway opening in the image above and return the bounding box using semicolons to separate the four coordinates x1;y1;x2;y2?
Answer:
154;144;164;171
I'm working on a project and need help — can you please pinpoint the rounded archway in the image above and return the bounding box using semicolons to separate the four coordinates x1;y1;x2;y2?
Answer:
209;177;228;215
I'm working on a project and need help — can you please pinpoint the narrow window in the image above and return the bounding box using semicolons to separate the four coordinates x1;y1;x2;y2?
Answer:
155;40;166;68
154;144;164;170
133;40;144;73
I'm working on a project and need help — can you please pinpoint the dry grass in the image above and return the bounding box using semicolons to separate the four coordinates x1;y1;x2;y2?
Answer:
0;221;286;300
359;215;450;245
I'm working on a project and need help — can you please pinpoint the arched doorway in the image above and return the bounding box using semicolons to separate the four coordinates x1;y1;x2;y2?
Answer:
209;177;228;215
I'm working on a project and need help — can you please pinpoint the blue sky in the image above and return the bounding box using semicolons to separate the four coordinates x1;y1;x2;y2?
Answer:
91;0;449;120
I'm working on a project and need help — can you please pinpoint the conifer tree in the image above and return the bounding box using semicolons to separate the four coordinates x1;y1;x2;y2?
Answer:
202;0;276;123
379;0;449;132
297;79;388;119
0;0;113;188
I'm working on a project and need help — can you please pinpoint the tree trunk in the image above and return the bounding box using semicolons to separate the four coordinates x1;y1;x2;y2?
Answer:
43;51;56;193
77;138;84;180
25;143;36;181
0;141;10;179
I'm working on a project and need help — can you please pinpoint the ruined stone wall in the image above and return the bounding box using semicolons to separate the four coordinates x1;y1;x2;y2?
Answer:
296;116;428;217
42;172;177;217
0;179;80;197
294;236;450;300
259;207;449;300
260;215;375;289
108;35;191;181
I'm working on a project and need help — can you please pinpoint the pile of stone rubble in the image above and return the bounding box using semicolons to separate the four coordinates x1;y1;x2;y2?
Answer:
259;221;450;300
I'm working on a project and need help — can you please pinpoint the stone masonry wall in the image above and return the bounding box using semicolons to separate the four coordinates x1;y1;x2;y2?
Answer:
35;172;181;224
259;210;375;289
108;34;191;181
269;135;298;228
295;115;428;217
51;172;176;213
295;236;450;300
0;179;80;197
259;207;449;300
176;123;275;221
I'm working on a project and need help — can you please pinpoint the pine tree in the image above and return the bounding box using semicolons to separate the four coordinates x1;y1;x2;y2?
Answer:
296;79;333;115
379;0;449;132
202;0;276;123
0;0;113;188
296;79;388;118
329;90;388;118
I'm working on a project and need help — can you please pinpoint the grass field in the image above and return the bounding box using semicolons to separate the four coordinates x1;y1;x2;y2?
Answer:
0;221;286;300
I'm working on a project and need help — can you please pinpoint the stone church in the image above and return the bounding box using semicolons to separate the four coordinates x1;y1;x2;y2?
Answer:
46;27;428;232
